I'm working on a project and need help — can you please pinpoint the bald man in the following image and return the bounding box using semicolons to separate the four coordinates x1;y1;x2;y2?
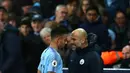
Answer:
68;28;103;73
122;45;130;59
121;45;130;68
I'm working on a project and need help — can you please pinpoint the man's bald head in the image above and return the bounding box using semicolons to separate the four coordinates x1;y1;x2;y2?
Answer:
72;28;87;39
122;45;130;59
70;28;88;49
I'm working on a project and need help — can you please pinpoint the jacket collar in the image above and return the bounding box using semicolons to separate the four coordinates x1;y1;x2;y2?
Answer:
49;16;68;27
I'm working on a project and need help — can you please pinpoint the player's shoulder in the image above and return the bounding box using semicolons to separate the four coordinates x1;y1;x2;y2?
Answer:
40;47;52;57
47;47;58;56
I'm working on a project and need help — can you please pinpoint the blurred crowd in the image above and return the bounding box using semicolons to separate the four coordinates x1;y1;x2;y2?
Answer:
0;0;130;73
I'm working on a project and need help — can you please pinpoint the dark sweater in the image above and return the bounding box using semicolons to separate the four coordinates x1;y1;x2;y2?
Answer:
80;20;110;51
68;46;103;73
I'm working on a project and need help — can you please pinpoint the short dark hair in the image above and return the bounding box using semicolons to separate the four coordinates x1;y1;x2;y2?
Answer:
20;16;31;26
65;0;79;5
51;26;69;40
115;10;127;18
86;6;99;15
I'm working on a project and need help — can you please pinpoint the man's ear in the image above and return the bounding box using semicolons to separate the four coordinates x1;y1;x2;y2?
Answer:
81;37;86;43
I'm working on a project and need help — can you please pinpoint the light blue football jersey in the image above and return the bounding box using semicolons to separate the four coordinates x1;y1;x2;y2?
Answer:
38;47;63;73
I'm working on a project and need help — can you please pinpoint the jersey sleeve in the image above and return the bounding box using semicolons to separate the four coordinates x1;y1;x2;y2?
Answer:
38;51;45;72
47;54;58;72
38;59;43;71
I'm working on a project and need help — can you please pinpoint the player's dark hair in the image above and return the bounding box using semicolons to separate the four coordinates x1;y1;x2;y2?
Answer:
86;5;99;15
51;26;69;40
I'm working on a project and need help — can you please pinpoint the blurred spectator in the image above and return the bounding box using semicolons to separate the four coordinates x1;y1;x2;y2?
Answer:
8;13;17;27
1;0;13;13
23;14;45;73
0;21;26;73
21;1;33;16
101;10;116;49
19;17;32;73
29;1;41;14
12;0;33;16
40;0;65;18
101;10;110;27
77;0;91;22
121;45;130;68
104;0;129;23
19;17;31;37
91;0;105;15
31;14;43;34
66;0;79;16
80;6;110;51
45;5;72;31
66;0;81;30
40;27;51;46
19;17;31;64
110;10;130;50
0;6;8;23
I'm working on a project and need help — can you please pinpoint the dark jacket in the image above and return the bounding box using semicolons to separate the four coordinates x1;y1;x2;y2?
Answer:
68;46;103;73
23;32;46;73
0;24;26;73
67;14;81;30
120;58;130;68
110;23;130;50
80;20;110;51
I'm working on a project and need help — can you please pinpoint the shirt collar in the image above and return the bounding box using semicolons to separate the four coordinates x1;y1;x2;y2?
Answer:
49;16;68;27
34;32;40;36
